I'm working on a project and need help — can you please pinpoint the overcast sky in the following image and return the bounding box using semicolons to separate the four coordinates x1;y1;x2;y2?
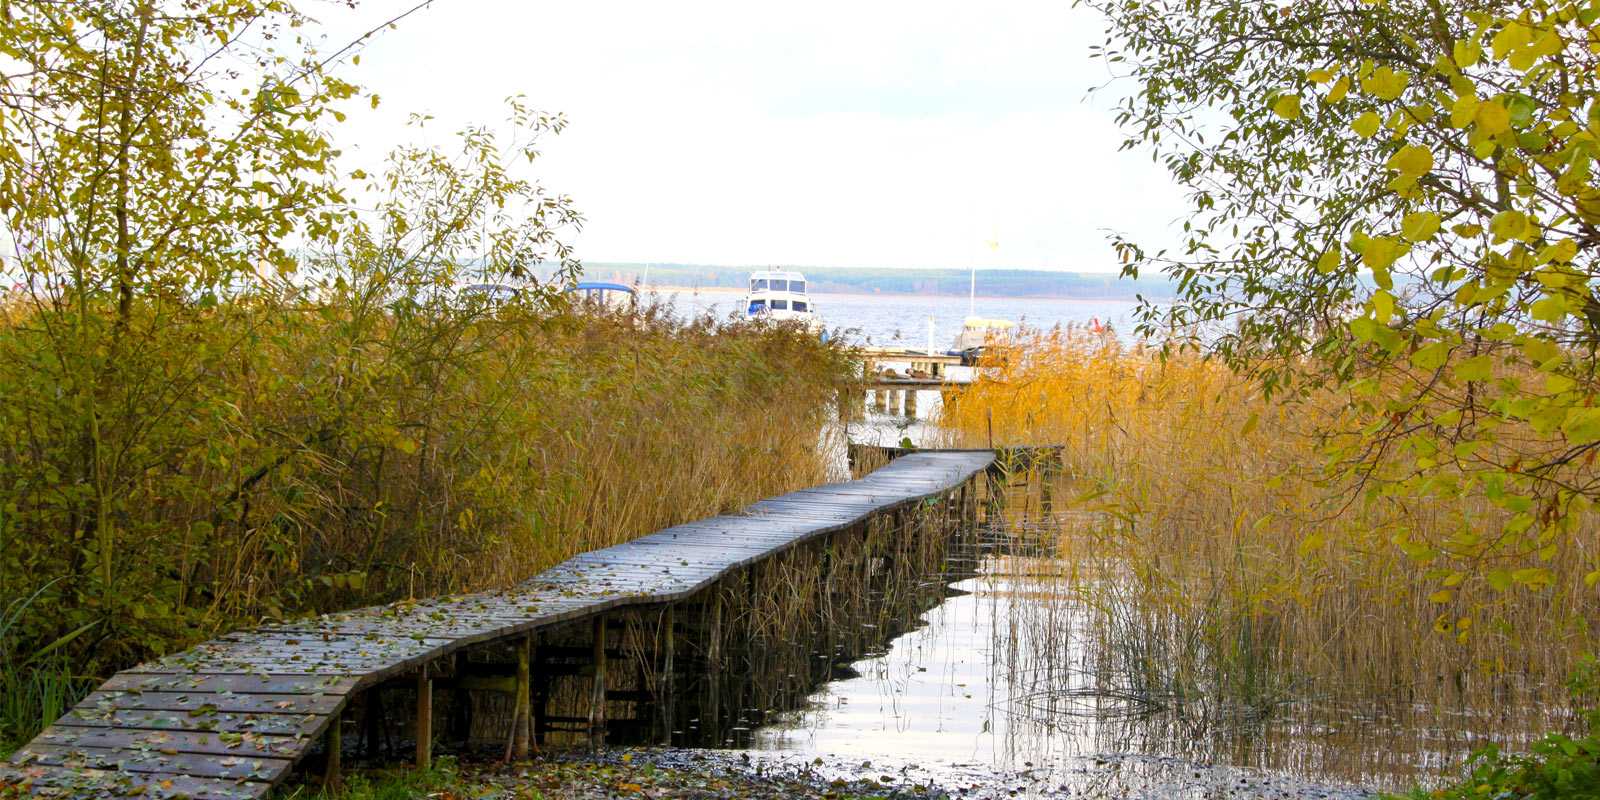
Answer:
317;0;1187;271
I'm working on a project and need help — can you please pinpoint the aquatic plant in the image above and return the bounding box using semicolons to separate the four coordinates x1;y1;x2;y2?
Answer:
934;326;1600;771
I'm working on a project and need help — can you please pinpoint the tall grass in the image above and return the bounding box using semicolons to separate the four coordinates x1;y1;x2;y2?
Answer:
935;326;1600;748
0;288;853;752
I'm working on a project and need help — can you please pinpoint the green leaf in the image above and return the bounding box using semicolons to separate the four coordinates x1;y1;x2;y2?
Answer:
1371;290;1395;323
1487;568;1513;591
1452;354;1494;382
1409;342;1451;370
1562;408;1600;444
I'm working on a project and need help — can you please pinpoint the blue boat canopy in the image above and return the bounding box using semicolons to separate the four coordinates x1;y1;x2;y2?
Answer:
566;282;636;294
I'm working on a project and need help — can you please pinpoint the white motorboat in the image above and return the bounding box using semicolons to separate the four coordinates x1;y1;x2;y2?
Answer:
740;270;823;335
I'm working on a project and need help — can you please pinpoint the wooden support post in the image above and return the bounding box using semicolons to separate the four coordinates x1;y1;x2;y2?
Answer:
512;638;531;760
705;592;723;743
875;389;889;413
323;713;343;789
416;664;432;769
659;605;676;746
905;389;917;417
588;615;608;747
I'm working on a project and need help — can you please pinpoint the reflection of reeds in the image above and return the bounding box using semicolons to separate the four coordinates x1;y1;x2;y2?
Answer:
936;326;1596;786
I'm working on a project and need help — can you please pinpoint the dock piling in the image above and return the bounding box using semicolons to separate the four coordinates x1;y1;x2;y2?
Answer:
416;664;432;769
588;616;608;747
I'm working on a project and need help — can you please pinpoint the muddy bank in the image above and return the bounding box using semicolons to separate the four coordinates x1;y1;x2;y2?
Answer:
293;747;1377;800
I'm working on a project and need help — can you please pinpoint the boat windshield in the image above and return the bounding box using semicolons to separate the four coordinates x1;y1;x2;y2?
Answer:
792;300;808;312
791;280;805;293
771;279;789;292
751;278;768;291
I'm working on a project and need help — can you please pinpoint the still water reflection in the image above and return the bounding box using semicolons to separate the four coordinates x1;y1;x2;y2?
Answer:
738;543;1554;799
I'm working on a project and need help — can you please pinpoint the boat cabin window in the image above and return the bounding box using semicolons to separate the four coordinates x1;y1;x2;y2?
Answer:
771;299;788;310
791;280;805;293
747;299;766;314
771;278;788;292
792;301;808;312
751;278;768;291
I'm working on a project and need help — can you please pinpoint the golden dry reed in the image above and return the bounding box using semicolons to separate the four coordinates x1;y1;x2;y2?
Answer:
935;325;1600;736
0;289;852;752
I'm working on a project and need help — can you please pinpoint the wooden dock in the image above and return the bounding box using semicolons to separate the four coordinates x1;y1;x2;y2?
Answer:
0;450;996;799
851;347;963;378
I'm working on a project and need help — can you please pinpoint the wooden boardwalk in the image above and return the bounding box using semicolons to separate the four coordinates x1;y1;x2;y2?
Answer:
1;450;995;799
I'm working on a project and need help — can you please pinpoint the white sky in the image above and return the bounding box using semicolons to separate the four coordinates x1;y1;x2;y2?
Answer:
314;0;1187;271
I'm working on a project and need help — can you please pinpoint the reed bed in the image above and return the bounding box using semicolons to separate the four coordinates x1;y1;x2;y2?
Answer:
0;289;853;752
934;326;1600;751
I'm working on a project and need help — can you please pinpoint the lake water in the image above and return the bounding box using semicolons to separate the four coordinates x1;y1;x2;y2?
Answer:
655;290;1140;450
652;289;1142;350
729;533;1522;800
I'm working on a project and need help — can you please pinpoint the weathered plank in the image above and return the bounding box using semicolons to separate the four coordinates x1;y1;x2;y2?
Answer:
12;744;292;782
99;674;357;696
32;727;304;759
55;708;329;738
76;691;343;716
0;762;274;800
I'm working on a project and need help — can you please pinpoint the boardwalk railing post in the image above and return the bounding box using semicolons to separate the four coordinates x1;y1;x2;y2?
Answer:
416;664;433;769
588;615;608;747
659;605;676;746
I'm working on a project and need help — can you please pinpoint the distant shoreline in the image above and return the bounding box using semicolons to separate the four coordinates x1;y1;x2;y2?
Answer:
641;285;1153;303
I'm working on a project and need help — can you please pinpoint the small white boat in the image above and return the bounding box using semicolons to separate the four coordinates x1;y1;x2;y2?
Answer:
740;270;823;335
948;316;1014;365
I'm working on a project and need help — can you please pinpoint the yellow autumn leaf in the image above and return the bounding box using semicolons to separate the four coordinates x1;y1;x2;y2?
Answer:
1402;211;1441;241
1308;68;1333;83
1326;75;1350;103
1361;66;1409;100
1453;40;1481;68
1352;112;1381;138
1538;238;1577;264
1362;237;1399;270
1489;209;1529;241
1386;145;1434;176
1492;22;1530;59
1273;94;1302;120
1450;94;1479;128
1476;100;1511;134
1297;533;1327;557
